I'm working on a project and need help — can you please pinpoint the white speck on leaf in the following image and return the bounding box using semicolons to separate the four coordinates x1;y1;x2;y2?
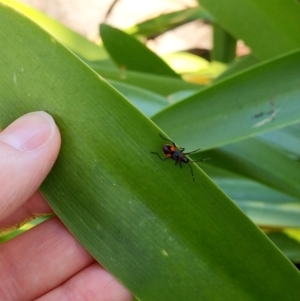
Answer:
252;109;280;128
161;249;168;256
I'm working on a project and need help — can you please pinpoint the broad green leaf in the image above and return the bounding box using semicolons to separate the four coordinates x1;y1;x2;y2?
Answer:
199;163;300;228
126;6;213;36
259;124;300;158
195;138;300;200
198;0;300;60
1;4;300;301
89;65;203;96
100;23;179;78
152;50;300;150
214;177;300;228
0;0;107;61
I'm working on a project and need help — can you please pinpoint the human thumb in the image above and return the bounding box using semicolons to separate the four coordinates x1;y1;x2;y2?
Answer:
0;111;61;221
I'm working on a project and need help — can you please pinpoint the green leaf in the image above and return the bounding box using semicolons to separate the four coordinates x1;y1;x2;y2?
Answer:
238;137;300;200
199;161;300;228
100;23;179;77
162;51;210;74
213;177;300;228
267;231;300;262
108;80;169;117
259;123;300;158
196;137;300;200
152;50;300;150
1;4;300;301
0;216;51;243
1;0;108;61
216;54;260;81
126;6;213;36
212;23;236;63
197;0;300;59
89;65;202;96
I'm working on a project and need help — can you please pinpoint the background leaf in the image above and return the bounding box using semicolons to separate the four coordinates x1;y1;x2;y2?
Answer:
126;6;213;37
198;0;300;60
208;174;300;228
152;50;300;150
89;64;203;95
100;23;179;77
216;54;260;81
108;80;169;117
267;231;300;262
0;0;108;61
212;23;236;63
198;137;300;199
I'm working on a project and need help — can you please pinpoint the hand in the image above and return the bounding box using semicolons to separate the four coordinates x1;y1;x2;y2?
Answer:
0;112;132;301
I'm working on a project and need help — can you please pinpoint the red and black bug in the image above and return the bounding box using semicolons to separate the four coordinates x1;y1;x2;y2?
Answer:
151;134;210;181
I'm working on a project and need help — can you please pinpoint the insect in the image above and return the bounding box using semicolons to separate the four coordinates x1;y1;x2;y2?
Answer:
151;134;210;181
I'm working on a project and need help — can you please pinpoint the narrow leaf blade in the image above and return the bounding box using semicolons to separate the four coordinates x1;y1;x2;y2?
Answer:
100;23;179;77
152;50;300;150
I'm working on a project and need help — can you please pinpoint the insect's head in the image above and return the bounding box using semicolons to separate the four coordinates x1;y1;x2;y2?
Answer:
162;144;174;154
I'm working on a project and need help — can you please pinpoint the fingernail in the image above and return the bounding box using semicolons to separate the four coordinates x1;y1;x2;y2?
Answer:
0;111;56;151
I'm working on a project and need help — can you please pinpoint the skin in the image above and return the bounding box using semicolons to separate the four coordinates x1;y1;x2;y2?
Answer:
0;112;132;301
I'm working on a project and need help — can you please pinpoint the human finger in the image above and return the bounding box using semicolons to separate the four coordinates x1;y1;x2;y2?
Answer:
35;262;132;301
0;217;93;300
0;111;60;221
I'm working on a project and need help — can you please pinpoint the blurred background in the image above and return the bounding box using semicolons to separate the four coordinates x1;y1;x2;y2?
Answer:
18;0;212;55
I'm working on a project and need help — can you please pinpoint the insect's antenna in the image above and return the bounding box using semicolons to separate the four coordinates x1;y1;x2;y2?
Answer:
184;148;201;155
187;158;210;181
158;134;176;146
190;157;210;163
187;163;195;182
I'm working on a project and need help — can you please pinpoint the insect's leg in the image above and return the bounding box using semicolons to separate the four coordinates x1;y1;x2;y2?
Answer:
159;134;177;148
187;163;195;181
180;147;185;152
151;152;169;161
176;157;182;168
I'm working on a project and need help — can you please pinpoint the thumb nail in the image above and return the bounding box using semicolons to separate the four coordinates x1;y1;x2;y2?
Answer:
0;111;56;151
